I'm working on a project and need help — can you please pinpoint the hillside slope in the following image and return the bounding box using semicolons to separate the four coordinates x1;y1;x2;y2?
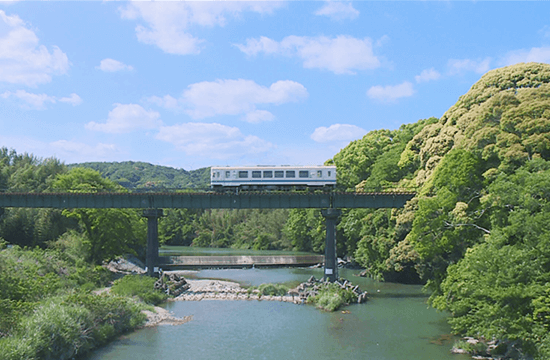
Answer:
329;62;550;358
400;62;550;187
69;161;210;190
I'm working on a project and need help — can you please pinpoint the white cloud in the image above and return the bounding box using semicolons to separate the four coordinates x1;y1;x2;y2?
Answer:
310;124;366;143
244;110;275;123
415;68;441;83
148;94;179;110
314;1;359;20
59;93;82;106
1;90;82;109
156;122;274;159
97;58;134;72
236;35;380;74
237;36;280;56
367;81;415;102
1;90;55;109
120;2;282;55
0;10;69;86
153;79;308;120
448;58;492;75
501;46;550;66
86;103;162;133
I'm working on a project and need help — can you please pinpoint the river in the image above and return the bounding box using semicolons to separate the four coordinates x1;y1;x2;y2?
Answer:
85;265;470;360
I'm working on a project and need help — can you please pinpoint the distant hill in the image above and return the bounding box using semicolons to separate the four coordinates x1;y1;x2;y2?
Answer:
68;161;210;190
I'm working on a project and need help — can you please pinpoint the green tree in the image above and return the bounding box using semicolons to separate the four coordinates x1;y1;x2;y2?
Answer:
159;209;201;246
432;159;550;358
284;209;324;252
52;168;146;264
408;149;488;292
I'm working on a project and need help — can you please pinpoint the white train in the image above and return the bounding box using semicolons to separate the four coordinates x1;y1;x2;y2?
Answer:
211;165;337;191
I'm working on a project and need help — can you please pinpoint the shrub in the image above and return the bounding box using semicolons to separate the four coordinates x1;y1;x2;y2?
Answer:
307;283;358;312
246;283;289;297
110;275;167;305
0;300;93;360
258;283;288;296
0;294;146;360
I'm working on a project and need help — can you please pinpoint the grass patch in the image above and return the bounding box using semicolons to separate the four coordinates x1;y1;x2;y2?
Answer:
110;275;168;305
247;283;289;297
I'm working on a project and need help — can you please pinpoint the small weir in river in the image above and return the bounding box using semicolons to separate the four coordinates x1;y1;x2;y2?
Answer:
84;257;470;360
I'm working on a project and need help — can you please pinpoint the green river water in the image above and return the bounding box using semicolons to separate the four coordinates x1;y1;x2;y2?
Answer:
85;265;470;360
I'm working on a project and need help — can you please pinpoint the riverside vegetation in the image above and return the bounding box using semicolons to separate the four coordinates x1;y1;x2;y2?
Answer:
0;236;168;360
2;62;550;358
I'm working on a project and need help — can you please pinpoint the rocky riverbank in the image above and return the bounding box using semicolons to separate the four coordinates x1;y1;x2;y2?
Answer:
157;273;368;308
142;306;193;327
172;279;299;302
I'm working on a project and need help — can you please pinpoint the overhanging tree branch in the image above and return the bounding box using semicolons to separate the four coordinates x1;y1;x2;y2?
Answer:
443;221;491;234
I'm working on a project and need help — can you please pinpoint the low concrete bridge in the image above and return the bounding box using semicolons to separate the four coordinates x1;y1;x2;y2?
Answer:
0;191;415;281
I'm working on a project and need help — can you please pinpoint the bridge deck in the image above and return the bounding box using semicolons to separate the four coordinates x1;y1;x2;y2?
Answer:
0;192;414;209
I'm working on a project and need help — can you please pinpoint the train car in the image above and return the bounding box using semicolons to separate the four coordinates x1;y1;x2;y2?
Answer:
211;165;336;191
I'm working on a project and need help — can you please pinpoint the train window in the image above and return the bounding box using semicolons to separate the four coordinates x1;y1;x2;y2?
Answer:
286;170;295;178
225;171;230;178
239;171;248;178
317;170;322;178
275;171;284;178
263;171;273;178
328;171;332;177
252;171;261;178
299;170;309;178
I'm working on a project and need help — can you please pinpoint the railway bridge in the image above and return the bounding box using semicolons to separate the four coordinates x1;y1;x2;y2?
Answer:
0;191;414;281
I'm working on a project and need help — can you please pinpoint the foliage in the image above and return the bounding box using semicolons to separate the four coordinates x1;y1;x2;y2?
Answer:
0;294;145;360
432;159;550;357
0;148;73;248
257;283;289;296
306;283;358;312
401;62;550;186
190;209;292;251
283;209;324;252
0;223;147;359
408;149;488;292
159;209;200;246
110;275;168;305
0;147;66;192
52;168;146;264
327;120;435;191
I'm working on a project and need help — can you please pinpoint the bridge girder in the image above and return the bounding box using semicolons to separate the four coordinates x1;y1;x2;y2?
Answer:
0;192;414;209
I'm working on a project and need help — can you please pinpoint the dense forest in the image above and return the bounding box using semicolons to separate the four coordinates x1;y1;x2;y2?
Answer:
2;62;550;358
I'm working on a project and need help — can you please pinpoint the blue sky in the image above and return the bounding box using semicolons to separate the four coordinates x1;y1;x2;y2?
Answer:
1;1;549;170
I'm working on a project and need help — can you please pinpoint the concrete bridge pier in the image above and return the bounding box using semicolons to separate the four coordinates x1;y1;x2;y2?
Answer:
321;208;341;282
143;209;163;277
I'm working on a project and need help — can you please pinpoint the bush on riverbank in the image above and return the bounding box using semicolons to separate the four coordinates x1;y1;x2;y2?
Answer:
0;293;145;360
0;240;148;360
246;283;289;297
110;275;168;305
307;283;358;312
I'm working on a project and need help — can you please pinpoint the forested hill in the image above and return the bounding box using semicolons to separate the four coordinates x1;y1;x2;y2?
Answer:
68;161;210;189
327;62;550;358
